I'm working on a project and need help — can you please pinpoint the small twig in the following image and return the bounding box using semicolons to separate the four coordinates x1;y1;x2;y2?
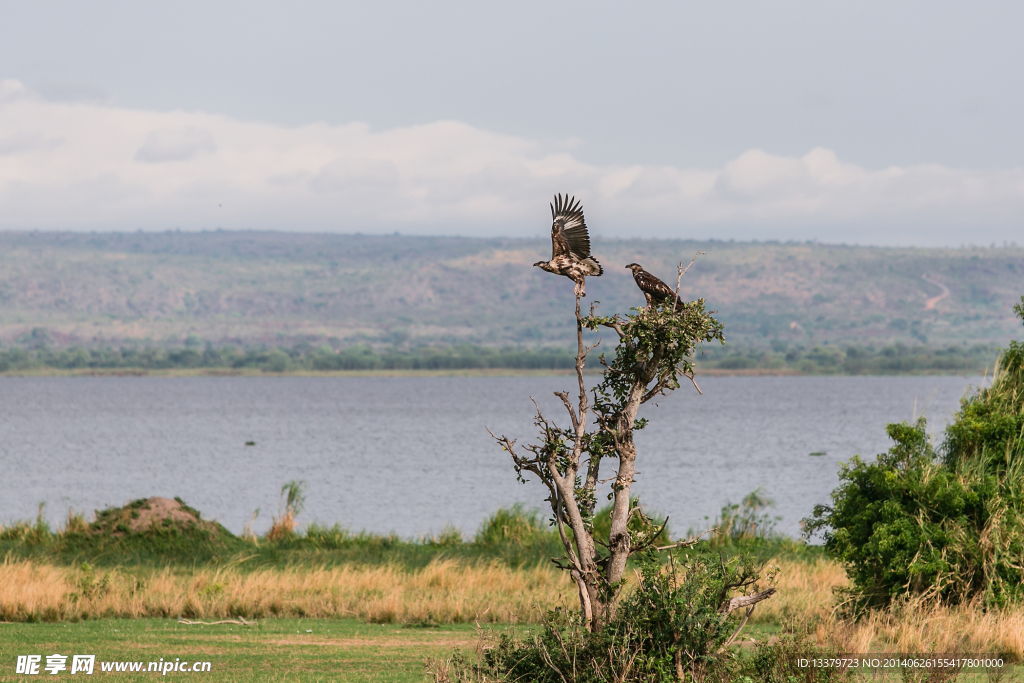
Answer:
178;617;257;626
629;514;672;555
676;251;704;292
654;526;716;552
685;371;702;395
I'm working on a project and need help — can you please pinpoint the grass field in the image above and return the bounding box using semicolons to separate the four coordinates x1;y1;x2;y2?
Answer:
4;552;1024;680
0;618;490;682
4;500;1024;680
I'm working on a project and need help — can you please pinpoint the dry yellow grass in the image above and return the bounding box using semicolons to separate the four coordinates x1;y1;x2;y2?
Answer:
755;557;1024;659
753;555;849;624
839;600;1024;660
5;553;1024;657
0;558;566;624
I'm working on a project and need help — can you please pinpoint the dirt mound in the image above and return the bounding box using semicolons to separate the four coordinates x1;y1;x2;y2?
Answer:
91;497;224;537
128;497;203;532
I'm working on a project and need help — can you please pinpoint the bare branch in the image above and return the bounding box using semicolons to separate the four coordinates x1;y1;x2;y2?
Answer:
654;526;716;552
685;371;703;396
178;618;256;626
553;391;579;431
719;588;776;615
597;319;626;339
673;250;705;311
641;377;672;404
675;251;705;294
552;488;584;574
718;605;756;652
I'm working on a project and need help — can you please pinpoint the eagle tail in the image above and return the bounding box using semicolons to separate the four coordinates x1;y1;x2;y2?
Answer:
582;257;602;277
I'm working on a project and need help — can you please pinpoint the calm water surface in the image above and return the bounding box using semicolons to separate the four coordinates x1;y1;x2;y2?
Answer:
0;375;982;538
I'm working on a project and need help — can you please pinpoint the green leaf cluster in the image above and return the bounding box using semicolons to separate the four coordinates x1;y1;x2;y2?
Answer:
586;299;724;421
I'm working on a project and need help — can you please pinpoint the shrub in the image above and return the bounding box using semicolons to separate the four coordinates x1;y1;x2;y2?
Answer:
474;504;553;547
740;624;856;683
267;480;305;542
436;547;776;683
707;488;780;549
804;419;987;608
807;296;1024;609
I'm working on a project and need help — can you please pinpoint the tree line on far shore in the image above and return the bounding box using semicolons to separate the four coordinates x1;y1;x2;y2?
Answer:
0;339;999;374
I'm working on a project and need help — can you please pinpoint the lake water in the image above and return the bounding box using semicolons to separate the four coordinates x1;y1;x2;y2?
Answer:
0;375;983;539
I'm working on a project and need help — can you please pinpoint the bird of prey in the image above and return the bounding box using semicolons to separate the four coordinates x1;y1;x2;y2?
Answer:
533;194;603;297
625;263;686;311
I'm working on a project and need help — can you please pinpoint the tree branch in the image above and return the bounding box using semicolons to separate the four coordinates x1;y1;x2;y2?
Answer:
654;526;716;552
553;391;579;432
718;588;776;615
597;320;626;339
718;604;756;652
551;488;584;574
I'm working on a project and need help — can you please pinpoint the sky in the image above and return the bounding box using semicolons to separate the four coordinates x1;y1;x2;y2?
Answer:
1;1;1023;245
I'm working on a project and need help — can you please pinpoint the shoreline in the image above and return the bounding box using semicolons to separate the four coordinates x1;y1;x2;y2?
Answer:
0;366;986;378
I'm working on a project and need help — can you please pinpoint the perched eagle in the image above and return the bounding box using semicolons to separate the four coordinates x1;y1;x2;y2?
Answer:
625;263;686;311
533;194;603;297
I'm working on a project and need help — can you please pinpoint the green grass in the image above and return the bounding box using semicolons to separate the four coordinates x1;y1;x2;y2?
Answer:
0;618;495;682
1;501;817;572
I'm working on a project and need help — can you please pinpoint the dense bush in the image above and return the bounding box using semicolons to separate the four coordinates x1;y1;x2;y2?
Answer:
804;419;989;608
439;547;777;683
806;296;1024;608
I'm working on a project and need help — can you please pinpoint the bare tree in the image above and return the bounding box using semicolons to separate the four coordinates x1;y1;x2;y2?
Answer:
490;258;772;632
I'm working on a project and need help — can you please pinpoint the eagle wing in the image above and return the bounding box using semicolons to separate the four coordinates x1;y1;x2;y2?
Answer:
550;194;593;261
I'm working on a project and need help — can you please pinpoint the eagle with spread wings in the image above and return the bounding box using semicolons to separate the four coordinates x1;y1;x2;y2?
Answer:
533;194;603;297
625;263;686;311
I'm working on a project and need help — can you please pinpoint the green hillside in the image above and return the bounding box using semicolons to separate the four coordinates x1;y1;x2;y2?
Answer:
0;231;1021;358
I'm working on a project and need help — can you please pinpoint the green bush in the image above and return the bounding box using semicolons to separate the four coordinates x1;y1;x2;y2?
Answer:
440;547;776;683
804;419;989;608
474;504;555;547
739;625;855;683
706;489;780;549
806;296;1024;609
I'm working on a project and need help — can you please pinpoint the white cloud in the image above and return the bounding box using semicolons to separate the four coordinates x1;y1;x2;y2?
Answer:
135;126;216;163
1;79;1022;245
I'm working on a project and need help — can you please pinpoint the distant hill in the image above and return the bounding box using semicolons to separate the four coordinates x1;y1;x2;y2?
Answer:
0;231;1022;352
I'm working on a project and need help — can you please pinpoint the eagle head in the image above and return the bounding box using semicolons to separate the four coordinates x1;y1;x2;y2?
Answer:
625;263;643;274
